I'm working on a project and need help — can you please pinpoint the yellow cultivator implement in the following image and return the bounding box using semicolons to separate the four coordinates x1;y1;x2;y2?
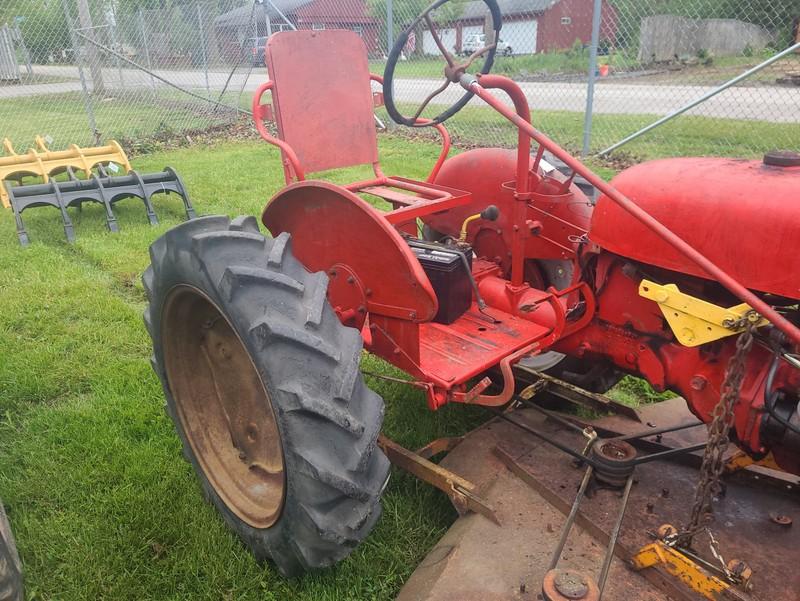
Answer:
1;137;195;245
1;136;131;208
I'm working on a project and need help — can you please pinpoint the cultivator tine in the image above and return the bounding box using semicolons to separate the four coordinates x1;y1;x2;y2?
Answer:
129;170;159;225
164;166;197;220
91;174;119;233
50;180;76;244
6;181;29;246
5;164;195;246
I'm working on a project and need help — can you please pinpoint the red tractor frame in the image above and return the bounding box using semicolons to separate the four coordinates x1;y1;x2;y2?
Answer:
144;0;800;578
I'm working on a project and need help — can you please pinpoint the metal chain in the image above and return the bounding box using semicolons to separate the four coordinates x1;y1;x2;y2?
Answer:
680;314;758;545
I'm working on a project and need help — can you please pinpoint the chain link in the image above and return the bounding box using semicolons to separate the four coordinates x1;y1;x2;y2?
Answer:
679;313;758;546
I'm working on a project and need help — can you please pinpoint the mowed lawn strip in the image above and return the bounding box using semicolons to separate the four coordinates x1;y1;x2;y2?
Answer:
0;136;486;601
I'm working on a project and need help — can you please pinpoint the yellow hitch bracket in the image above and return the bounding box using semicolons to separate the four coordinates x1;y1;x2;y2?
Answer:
639;280;767;347
631;541;737;601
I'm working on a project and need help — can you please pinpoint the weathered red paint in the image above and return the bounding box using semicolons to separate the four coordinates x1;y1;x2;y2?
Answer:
591;158;800;300
253;30;800;474
536;0;618;53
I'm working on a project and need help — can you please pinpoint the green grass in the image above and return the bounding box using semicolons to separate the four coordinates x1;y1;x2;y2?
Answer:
0;91;236;150
382;101;800;161
370;48;798;84
370;47;602;79
0;136;489;601
0;121;753;599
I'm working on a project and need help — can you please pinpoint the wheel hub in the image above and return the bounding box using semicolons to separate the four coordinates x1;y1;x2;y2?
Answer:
162;285;285;529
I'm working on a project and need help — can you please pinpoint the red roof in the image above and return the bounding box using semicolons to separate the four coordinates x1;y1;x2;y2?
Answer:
294;0;374;24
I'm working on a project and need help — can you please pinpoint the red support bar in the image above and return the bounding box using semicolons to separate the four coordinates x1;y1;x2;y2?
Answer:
251;81;306;183
465;73;800;346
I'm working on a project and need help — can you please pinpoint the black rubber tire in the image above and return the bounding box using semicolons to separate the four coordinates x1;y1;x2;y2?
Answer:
0;501;23;601
143;215;390;577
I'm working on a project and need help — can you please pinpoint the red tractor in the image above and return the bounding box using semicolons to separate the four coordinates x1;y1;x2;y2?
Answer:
143;0;800;578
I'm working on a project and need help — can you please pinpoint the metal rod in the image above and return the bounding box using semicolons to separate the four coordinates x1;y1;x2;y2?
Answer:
73;32;251;116
197;3;210;96
487;408;603;469
61;0;99;144
581;0;603;157
613;420;703;443
264;0;297;30
137;8;157;93
549;465;594;570
598;473;634;593
516;396;589;435
599;41;800;156
461;73;800;346
387;0;394;55
631;442;708;466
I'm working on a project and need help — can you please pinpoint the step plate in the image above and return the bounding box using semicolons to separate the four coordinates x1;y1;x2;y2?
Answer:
419;304;550;386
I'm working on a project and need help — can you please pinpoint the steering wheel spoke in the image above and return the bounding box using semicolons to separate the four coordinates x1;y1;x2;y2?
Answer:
424;13;456;68
383;0;503;127
410;78;453;122
464;43;497;69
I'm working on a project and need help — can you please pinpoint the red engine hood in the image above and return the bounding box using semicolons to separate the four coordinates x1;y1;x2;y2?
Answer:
590;157;800;300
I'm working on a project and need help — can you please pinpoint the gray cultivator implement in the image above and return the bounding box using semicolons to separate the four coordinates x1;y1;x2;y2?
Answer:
1;137;196;246
6;165;196;246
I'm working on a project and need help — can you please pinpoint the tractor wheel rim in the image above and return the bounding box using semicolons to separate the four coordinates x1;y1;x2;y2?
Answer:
162;285;285;529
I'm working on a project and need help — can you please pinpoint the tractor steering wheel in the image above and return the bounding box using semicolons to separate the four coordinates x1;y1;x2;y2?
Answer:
383;0;503;127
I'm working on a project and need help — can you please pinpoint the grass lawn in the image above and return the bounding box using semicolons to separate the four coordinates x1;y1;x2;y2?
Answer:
0;125;718;600
0;135;523;601
380;101;800;160
0;91;240;150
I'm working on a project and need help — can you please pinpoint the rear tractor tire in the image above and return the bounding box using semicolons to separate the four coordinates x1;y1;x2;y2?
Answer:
0;501;23;601
143;215;390;576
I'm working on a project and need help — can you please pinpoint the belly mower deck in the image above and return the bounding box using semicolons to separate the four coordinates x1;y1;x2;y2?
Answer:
398;398;799;601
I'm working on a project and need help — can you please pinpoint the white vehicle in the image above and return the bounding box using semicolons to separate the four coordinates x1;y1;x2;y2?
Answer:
461;33;513;56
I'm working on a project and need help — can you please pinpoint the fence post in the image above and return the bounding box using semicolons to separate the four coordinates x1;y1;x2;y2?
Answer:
197;2;210;96
61;0;100;144
76;0;105;96
138;7;157;93
387;0;394;55
581;0;603;157
107;2;125;89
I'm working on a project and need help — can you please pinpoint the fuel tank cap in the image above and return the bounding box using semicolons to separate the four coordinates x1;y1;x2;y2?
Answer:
764;150;800;167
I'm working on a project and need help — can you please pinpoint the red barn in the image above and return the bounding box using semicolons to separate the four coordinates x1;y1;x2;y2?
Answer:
293;0;380;54
214;0;381;60
424;0;618;56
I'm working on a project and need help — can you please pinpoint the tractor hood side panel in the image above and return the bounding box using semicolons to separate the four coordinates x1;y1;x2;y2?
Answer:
589;157;800;300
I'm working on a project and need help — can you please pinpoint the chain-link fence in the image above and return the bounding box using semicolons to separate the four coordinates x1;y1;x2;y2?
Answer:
1;0;798;160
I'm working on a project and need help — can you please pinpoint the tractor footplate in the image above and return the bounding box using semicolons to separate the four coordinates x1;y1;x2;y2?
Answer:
6;166;196;246
418;303;551;390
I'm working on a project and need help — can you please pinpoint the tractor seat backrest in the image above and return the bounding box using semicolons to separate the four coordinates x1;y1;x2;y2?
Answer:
265;30;379;175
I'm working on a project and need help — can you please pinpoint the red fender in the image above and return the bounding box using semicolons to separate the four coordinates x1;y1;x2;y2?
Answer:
262;180;438;325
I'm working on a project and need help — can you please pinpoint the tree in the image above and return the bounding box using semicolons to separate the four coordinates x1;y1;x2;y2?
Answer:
0;1;70;63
